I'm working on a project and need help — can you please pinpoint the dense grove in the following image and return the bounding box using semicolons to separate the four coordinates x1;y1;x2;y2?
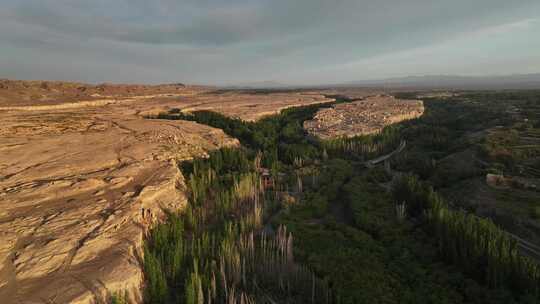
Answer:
393;91;540;244
144;147;332;303
392;175;540;297
142;91;540;304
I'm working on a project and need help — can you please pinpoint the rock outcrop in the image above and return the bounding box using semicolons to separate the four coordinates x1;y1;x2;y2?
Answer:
178;90;333;121
304;95;424;139
0;95;238;303
0;81;338;303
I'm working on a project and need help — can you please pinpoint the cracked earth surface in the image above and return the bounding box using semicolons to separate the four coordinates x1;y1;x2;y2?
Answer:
0;84;336;303
0;93;239;303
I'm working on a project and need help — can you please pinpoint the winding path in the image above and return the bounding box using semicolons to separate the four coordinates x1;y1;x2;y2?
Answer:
368;140;540;262
365;140;406;168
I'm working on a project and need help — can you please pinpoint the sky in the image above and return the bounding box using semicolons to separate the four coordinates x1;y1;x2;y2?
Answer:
1;0;539;85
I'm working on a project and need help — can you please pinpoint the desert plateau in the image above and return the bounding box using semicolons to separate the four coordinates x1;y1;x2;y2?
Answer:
0;81;350;303
2;1;540;303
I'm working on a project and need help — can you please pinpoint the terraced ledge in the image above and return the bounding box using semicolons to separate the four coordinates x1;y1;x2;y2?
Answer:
0;102;238;303
304;95;424;139
0;82;366;303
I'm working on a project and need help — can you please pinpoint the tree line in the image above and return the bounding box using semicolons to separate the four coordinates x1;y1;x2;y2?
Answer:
144;145;331;303
392;174;540;299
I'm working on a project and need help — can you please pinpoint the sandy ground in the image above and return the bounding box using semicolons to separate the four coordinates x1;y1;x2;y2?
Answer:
304;95;424;139
0;81;340;303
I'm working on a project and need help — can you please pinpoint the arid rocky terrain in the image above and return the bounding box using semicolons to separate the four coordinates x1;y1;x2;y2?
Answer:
304;95;424;139
0;81;335;303
0;79;194;107
179;90;333;121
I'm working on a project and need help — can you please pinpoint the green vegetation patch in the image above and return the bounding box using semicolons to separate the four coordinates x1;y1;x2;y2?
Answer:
144;92;540;304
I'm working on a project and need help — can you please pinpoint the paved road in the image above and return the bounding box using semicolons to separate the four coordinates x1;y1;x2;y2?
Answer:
366;140;540;261
507;232;540;261
365;140;406;168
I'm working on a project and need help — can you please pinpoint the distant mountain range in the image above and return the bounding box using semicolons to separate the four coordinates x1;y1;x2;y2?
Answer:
342;74;540;90
225;81;291;89
229;74;540;90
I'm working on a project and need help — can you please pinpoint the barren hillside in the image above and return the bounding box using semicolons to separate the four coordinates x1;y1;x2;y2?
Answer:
0;80;335;303
304;95;424;139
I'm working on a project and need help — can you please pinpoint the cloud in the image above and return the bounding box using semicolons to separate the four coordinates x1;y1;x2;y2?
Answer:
5;0;535;47
0;0;539;84
304;17;540;84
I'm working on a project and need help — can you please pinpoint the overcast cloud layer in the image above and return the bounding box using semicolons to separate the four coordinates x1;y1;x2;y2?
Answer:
1;0;539;85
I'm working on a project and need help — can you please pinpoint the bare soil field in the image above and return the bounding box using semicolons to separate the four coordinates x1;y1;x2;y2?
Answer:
304;95;424;139
0;80;339;303
180;90;334;121
0;79;193;107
